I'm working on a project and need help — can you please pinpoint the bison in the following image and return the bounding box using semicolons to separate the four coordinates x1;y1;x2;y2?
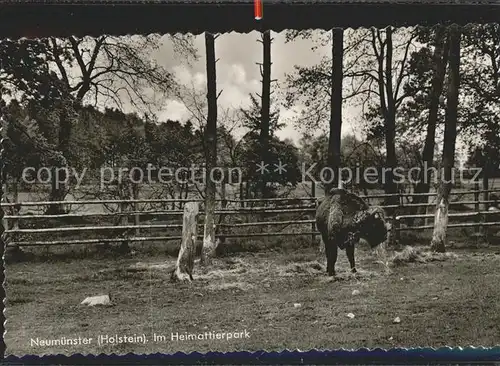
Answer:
315;188;390;276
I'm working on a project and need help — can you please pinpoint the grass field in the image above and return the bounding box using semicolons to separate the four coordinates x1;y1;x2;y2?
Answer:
5;241;500;356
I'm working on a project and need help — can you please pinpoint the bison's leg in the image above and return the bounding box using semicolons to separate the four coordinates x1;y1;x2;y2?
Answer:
317;215;339;276
346;245;356;273
324;237;338;276
344;232;359;273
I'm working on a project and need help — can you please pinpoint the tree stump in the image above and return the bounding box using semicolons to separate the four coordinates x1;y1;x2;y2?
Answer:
431;194;448;253
171;202;200;282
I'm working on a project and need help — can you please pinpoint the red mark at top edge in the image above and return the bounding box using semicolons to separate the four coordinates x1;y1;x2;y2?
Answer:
254;0;263;20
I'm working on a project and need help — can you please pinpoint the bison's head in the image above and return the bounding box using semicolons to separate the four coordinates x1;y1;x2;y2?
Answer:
355;207;390;248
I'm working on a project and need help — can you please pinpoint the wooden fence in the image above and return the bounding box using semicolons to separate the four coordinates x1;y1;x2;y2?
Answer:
2;188;500;248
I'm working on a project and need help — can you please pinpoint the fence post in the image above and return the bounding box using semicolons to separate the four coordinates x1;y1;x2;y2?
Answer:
239;182;245;208
483;170;489;212
6;183;20;252
132;183;140;236
311;181;316;246
424;190;430;227
2;181;8;242
474;181;481;236
12;203;20;231
390;216;400;246
171;201;200;282
13;183;19;231
119;184;130;253
392;191;401;244
221;178;227;210
215;177;227;254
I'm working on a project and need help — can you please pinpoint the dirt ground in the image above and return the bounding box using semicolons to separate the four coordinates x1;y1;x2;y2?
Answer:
5;243;500;356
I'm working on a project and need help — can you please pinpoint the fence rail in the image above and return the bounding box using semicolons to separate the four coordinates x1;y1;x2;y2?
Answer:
3;188;500;248
4;188;500;207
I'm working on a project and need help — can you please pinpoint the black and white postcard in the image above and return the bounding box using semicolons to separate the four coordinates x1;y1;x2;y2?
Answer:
2;3;500;356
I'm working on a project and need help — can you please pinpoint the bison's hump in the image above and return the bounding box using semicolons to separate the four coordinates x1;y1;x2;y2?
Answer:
323;189;369;211
315;189;370;228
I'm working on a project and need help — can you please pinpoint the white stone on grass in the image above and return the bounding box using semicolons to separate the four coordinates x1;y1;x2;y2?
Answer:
81;294;112;307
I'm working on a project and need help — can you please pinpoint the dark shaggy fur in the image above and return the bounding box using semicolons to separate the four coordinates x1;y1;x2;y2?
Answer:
315;188;389;276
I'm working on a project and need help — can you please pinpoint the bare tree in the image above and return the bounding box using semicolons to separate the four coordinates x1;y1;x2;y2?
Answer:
258;31;272;198
171;47;242;259
284;30;351;195
382;26;398;205
460;24;500;209
285;28;418;200
431;25;462;253
413;26;450;223
346;27;418;207
45;35;197;213
48;35;197;110
284;30;359;131
326;28;344;193
201;32;218;265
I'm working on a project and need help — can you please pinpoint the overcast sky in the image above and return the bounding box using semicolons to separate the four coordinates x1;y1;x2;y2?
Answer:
150;31;363;144
143;31;476;164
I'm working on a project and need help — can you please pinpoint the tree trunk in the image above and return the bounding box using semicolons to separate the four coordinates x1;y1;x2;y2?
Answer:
383;26;398;211
215;178;227;256
47;166;68;214
0;116;6;341
431;182;451;252
259;31;272;198
11;179;19;230
326;28;344;194
177;185;184;210
201;32;218;265
239;182;245;207
118;180;131;253
47;104;72;215
482;161;490;238
413;26;449;225
132;183;140;236
483;162;490;212
431;25;461;253
171;202;200;282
